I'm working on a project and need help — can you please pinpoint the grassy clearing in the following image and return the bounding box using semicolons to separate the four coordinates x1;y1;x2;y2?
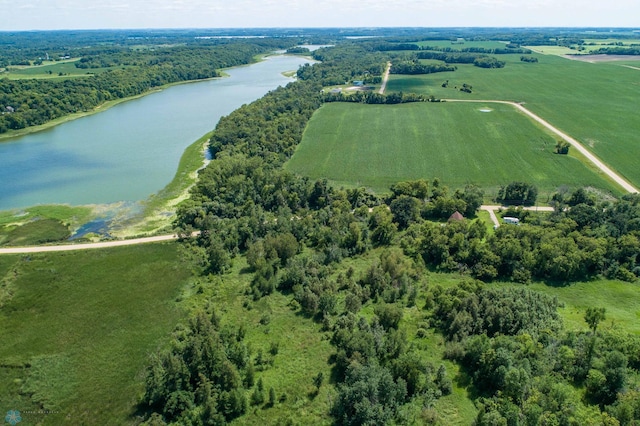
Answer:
387;52;640;189
286;102;620;199
0;243;191;425
2;59;124;80
0;205;93;228
207;257;335;425
525;45;586;56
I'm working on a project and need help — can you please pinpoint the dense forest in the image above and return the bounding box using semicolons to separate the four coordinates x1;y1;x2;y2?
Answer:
133;38;640;425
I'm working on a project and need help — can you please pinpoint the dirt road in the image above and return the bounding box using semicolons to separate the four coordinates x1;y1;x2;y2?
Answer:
444;99;639;194
480;205;555;228
379;62;391;94
0;234;181;254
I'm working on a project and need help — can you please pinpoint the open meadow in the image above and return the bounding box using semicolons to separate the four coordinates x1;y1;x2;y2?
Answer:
0;243;191;425
286;102;621;198
387;51;640;189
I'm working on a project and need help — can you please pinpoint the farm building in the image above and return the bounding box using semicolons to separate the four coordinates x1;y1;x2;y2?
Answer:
448;211;465;222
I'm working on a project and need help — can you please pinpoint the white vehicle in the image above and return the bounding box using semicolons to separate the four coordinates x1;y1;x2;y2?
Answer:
503;216;520;225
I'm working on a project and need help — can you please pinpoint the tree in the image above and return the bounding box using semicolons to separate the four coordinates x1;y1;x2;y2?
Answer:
369;206;397;246
206;236;232;274
459;184;484;217
496;182;538;206
332;363;407;426
313;372;324;392
584;307;606;334
268;387;276;407
374;304;403;330
389;195;421;229
555;140;570;154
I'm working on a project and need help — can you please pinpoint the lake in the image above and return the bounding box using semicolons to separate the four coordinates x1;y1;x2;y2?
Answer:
0;55;314;210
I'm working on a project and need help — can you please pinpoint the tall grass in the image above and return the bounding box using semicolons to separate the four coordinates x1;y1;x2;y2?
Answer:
0;243;191;425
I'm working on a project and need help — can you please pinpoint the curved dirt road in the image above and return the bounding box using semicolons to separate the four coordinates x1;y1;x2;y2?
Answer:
444;99;639;194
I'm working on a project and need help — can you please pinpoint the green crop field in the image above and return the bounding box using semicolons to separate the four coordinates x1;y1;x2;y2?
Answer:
286;102;621;198
0;243;191;425
387;53;640;189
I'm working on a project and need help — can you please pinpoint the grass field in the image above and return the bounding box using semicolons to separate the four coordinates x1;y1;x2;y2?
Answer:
0;243;191;425
2;59;123;80
286;102;621;198
387;52;640;189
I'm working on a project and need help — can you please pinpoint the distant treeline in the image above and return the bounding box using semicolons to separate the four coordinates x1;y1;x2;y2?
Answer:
390;61;456;75
365;41;531;55
420;45;532;55
416;51;506;68
0;42;286;134
592;47;640;55
323;90;439;104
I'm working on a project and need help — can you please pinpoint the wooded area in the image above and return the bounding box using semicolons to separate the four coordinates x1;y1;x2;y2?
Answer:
0;37;293;133
139;39;640;424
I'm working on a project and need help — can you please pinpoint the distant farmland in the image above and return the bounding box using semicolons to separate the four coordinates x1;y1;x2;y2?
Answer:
286;102;620;198
387;52;640;189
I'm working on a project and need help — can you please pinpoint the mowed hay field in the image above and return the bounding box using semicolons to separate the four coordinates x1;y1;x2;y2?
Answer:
388;51;640;188
0;243;191;425
286;102;621;197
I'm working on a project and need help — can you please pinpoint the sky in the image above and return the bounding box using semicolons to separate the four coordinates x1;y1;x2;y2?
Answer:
0;0;638;31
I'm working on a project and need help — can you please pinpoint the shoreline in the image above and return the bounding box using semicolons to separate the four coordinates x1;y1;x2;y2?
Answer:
0;76;227;143
0;53;282;143
0;52;309;239
0;52;304;143
0;132;211;242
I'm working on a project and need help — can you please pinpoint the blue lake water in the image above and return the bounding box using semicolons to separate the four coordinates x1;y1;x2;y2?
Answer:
0;55;314;210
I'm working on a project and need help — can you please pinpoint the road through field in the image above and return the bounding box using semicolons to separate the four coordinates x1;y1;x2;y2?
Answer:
444;99;639;194
379;62;391;94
